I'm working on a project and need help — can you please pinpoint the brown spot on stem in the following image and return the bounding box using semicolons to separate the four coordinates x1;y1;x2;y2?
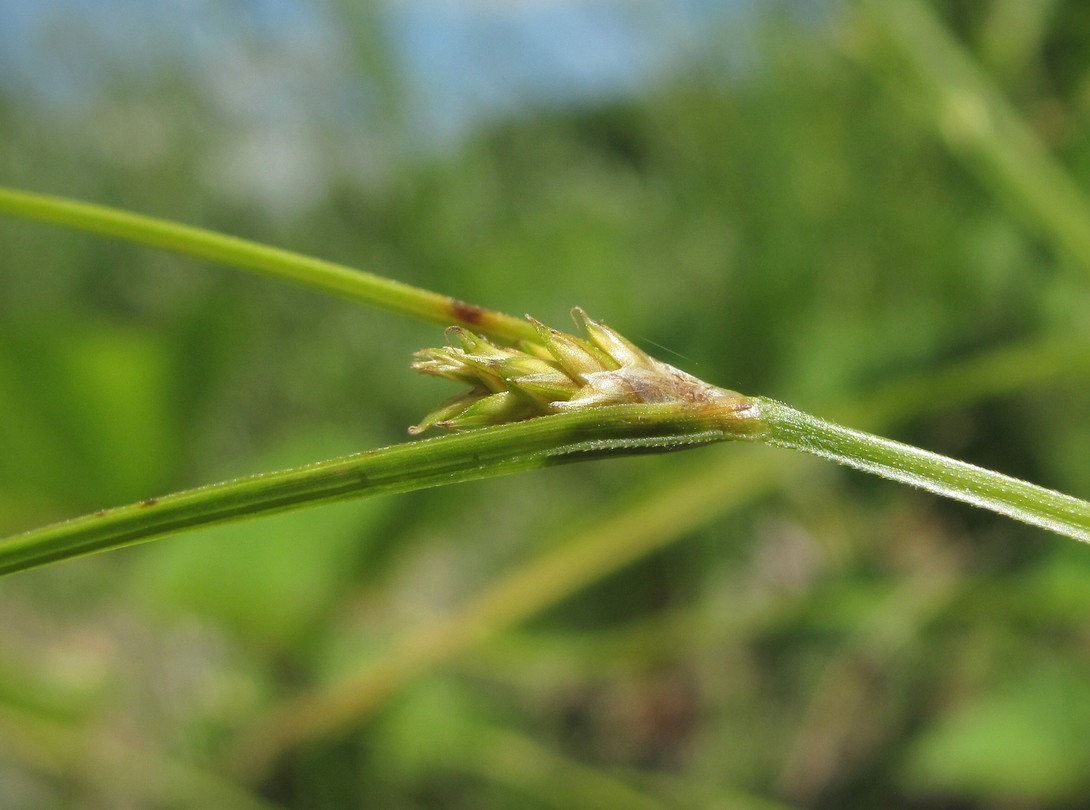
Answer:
450;298;484;326
140;497;159;508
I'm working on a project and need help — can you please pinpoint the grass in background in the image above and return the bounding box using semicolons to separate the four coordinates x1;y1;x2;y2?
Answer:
1;1;1089;807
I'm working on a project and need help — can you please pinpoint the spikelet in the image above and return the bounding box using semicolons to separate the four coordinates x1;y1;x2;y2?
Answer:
410;308;746;433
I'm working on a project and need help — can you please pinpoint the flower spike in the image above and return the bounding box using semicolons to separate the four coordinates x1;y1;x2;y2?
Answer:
410;308;751;433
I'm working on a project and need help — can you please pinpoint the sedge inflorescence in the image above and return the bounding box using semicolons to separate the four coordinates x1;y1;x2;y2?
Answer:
410;308;749;434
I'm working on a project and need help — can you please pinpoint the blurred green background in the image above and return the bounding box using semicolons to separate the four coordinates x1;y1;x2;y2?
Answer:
2;1;1090;807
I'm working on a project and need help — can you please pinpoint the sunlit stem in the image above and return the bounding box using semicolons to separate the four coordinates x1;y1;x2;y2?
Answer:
757;397;1090;543
0;185;536;342
0;404;759;577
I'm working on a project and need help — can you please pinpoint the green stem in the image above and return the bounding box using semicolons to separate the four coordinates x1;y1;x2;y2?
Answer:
0;185;536;342
6;388;1089;578
0;404;760;577
758;397;1090;543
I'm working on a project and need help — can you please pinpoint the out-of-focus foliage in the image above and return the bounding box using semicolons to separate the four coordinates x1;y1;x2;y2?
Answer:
1;1;1089;808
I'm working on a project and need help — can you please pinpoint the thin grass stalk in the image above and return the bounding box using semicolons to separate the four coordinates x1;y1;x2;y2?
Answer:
758;398;1090;543
0;185;536;341
0;404;755;577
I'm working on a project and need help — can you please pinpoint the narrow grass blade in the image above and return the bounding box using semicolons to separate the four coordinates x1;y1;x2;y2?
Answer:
759;398;1090;543
0;404;750;578
0;185;536;342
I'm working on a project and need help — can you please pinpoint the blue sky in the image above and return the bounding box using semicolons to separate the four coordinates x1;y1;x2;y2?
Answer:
0;0;788;212
391;0;751;142
0;0;759;144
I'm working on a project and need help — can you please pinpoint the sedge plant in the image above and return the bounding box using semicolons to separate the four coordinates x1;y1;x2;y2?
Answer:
0;184;1088;579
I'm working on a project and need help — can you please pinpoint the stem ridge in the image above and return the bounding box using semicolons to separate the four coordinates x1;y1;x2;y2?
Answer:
759;398;1090;543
